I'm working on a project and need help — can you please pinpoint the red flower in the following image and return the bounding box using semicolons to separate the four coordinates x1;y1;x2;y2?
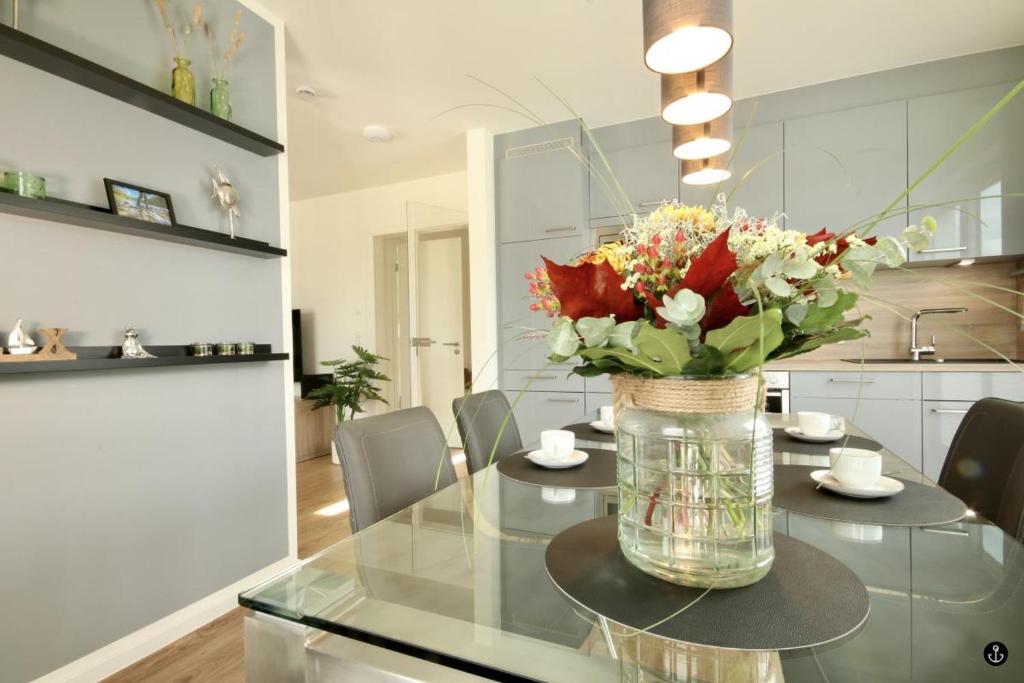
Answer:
543;257;643;322
807;228;877;265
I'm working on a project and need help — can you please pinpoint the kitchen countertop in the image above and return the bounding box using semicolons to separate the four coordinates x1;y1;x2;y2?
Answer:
766;358;1024;373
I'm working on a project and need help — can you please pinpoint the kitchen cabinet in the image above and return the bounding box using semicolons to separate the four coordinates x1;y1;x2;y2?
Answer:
679;122;784;222
589;117;678;220
790;371;922;401
498;235;584;371
922;371;1024;402
496;119;589;244
503;369;584;393
506;391;585;448
908;81;1024;261
921;400;972;481
785;100;907;238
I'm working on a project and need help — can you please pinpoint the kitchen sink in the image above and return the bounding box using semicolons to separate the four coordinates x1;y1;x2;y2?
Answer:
841;358;1024;364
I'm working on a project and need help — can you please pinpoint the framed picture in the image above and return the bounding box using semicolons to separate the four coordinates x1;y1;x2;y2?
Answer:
104;179;176;226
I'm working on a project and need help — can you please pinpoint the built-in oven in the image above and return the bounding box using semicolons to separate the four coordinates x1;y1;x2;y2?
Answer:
762;371;790;413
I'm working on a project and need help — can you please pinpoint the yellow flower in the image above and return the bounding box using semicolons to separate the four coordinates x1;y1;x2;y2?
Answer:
582;242;629;274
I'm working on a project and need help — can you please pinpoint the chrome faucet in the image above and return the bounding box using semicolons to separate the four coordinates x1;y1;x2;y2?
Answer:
910;307;967;361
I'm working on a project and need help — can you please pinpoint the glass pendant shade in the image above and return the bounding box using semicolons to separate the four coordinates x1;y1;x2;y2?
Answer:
643;0;733;74
661;53;732;126
682;157;732;185
673;112;732;160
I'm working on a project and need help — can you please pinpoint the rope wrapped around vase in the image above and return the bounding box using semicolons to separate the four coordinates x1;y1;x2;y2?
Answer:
611;374;765;427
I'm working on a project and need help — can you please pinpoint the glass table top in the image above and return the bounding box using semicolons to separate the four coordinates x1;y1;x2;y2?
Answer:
240;414;1024;682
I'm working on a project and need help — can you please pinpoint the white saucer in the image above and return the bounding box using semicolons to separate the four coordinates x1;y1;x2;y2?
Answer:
590;421;615;434
786;426;845;443
526;449;589;469
811;469;905;499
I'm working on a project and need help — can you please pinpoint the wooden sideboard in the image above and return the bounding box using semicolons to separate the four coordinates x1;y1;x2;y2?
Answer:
295;398;333;462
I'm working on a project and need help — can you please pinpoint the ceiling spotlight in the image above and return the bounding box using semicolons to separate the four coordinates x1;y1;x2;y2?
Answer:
681;157;731;186
362;125;393;143
295;85;318;98
662;52;732;126
643;0;733;75
673;111;732;160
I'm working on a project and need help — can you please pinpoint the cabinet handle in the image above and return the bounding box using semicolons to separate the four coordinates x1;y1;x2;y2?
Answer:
637;200;668;207
920;246;968;254
544;225;577;234
532;374;556;380
921;526;970;536
546;398;580;404
829;378;877;384
930;408;969;415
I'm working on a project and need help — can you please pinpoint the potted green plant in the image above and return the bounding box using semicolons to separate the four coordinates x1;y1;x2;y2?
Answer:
308;346;390;464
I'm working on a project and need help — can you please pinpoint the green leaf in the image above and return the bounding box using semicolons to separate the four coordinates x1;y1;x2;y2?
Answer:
633;322;693;375
876;236;906;267
785;303;808;325
684;345;725;376
580;345;665;375
800;290;859;334
765;276;795;298
705;308;784;373
608;321;638;352
576;316;616;348
772;325;869;360
782;258;818;280
546;317;579;357
902;224;931;252
922;215;938;235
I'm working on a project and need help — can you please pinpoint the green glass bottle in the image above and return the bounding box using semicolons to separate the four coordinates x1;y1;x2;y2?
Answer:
171;57;196;106
210;77;232;121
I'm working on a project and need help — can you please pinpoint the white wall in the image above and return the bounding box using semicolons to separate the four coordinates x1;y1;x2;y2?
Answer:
291;171;468;372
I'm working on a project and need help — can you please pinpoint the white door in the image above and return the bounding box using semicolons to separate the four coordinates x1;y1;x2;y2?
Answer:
406;202;470;444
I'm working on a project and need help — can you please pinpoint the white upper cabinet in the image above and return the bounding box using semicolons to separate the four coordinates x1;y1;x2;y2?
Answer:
496;120;589;244
784;100;908;239
908;81;1024;261
588;117;678;220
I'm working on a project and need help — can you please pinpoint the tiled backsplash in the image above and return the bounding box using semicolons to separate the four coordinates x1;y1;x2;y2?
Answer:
808;260;1024;360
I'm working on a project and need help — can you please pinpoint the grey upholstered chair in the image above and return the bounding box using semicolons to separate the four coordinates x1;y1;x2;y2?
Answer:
938;397;1024;542
452;390;523;475
334;406;457;534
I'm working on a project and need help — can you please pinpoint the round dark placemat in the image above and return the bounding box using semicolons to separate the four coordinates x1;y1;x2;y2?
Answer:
772;428;883;456
773;464;967;526
497;448;616;489
546;516;869;651
563;422;617;444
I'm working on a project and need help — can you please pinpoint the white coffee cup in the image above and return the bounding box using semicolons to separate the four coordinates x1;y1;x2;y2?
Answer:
798;411;845;437
541;430;575;460
829;447;882;488
599;405;614;427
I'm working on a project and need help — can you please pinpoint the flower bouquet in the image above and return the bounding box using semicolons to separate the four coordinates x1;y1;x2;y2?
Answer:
527;198;934;588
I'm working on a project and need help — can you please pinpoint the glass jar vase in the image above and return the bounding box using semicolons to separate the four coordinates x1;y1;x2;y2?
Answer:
614;374;774;589
211;77;232;121
171;57;196;105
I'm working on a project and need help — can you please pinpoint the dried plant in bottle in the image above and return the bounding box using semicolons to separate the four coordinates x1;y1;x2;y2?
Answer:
205;7;246;80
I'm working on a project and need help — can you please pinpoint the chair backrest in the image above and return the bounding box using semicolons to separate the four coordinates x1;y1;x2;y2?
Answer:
334;406;457;534
938;397;1024;541
452;390;523;475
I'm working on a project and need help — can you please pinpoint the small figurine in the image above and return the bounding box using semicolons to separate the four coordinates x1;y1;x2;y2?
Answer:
210;168;240;239
6;318;37;355
121;327;156;359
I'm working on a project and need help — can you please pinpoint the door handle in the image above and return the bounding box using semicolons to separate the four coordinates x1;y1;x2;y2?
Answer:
920;246;968;254
544;225;577;234
441;342;460;347
829;378;877;384
411;337;435;348
930;409;969;415
546;398;580;404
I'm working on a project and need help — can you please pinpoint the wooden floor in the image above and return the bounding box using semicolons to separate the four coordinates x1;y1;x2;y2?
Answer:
103;454;468;683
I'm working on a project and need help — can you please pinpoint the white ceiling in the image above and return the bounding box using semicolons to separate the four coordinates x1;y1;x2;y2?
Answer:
261;0;1024;201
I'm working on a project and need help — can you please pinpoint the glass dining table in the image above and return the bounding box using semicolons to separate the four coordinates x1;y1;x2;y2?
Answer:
240;414;1024;682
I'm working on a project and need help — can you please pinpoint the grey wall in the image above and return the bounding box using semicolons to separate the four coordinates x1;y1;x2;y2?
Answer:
0;3;288;681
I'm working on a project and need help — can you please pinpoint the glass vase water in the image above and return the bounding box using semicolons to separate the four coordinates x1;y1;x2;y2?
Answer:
171;57;196;105
615;375;774;589
211;77;232;121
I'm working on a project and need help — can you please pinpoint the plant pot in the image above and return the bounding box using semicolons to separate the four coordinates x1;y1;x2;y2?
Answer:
613;374;774;589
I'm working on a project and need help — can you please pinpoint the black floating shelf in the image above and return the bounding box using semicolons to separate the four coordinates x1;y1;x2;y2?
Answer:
0;192;287;258
0;24;284;157
0;344;288;375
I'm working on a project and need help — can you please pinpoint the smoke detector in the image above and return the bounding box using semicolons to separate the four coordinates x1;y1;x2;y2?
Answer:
362;125;393;143
295;85;318;98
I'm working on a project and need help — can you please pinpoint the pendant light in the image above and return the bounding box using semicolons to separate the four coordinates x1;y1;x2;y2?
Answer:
643;0;733;74
682;157;732;186
673;111;732;160
661;51;732;126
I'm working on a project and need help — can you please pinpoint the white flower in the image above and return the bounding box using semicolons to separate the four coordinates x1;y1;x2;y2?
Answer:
657;289;706;327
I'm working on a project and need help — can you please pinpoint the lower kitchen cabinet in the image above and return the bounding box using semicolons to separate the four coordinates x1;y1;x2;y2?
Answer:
921;400;972;481
506;391;586;448
790;396;922;470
